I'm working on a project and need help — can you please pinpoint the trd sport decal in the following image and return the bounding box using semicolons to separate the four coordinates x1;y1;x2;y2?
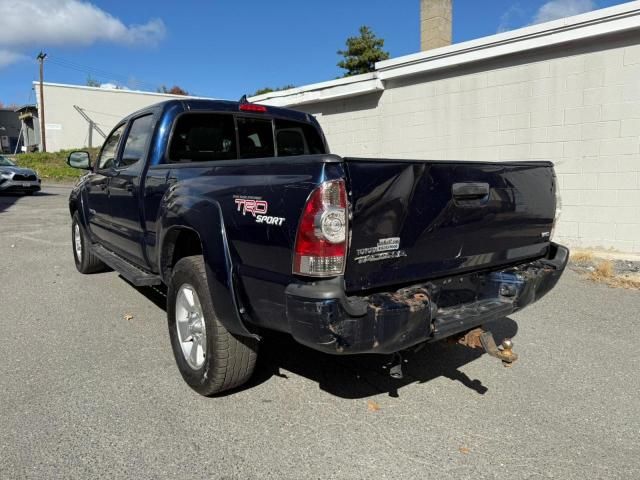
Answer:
234;197;267;215
234;196;285;226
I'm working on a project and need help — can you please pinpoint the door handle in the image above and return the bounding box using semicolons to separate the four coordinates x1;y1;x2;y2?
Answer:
99;183;108;191
452;182;490;206
125;183;134;192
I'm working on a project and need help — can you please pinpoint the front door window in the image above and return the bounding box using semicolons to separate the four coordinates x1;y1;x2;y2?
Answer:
97;124;126;169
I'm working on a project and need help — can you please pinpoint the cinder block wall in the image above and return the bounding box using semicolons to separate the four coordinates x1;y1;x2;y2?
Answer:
36;85;186;152
299;39;640;253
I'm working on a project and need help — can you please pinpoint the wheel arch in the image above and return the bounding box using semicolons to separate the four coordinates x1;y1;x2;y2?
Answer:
160;226;203;282
159;200;258;340
69;188;90;232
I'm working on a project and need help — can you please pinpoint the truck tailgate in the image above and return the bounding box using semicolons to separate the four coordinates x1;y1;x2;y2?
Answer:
344;159;557;293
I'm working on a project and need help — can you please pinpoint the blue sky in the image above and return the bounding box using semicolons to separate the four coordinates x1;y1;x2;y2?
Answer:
0;0;630;106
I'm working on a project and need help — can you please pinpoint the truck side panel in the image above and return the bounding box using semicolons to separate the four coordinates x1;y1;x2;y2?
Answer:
150;156;344;334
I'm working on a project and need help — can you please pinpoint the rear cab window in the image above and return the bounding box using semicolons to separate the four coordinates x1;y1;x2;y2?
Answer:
168;110;326;163
237;117;274;159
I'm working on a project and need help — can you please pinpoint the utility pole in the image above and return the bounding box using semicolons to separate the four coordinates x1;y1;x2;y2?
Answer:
36;51;47;152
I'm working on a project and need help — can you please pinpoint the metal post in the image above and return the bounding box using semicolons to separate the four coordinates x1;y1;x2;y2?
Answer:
36;51;47;152
14;124;24;155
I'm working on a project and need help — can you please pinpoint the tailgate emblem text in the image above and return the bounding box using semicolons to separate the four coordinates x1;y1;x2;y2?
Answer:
355;237;406;264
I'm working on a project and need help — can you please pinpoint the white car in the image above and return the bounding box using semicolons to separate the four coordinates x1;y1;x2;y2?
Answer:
0;155;41;194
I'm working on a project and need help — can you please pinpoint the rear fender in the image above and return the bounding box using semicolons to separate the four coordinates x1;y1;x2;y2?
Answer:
159;195;258;340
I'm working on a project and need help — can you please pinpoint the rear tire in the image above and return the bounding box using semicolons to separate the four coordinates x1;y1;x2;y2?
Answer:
167;255;258;396
71;212;106;274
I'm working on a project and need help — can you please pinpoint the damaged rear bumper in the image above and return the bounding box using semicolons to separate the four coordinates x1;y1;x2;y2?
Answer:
285;242;568;354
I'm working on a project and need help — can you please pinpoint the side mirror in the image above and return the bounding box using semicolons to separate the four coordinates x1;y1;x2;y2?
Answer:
67;151;91;170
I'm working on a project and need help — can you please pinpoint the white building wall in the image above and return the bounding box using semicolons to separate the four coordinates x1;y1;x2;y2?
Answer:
295;41;640;253
34;83;195;152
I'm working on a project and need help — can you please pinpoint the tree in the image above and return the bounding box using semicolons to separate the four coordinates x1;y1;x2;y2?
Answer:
337;26;389;77
86;75;100;87
157;85;189;95
252;85;296;96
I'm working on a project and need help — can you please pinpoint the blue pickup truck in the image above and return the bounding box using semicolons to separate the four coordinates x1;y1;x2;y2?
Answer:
67;98;568;395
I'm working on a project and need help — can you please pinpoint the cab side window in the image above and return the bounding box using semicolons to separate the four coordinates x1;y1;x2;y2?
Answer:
120;114;154;168
97;124;126;169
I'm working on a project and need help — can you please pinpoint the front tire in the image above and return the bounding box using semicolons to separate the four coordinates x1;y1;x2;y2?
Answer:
71;212;106;274
168;255;258;396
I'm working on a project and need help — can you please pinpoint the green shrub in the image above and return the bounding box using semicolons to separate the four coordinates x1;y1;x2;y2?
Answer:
12;148;100;181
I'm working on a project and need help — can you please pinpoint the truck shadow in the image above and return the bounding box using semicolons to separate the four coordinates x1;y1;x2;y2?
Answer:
131;284;517;399
248;318;518;399
0;190;59;214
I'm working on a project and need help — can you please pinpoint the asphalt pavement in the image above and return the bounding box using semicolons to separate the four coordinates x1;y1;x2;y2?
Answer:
1;184;639;479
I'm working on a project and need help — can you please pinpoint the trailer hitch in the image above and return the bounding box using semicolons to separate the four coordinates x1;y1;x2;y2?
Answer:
383;352;407;379
453;327;518;367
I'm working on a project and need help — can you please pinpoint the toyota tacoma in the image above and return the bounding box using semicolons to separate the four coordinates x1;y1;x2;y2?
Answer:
67;98;568;395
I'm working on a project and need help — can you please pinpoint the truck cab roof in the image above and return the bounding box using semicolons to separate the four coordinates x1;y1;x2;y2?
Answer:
124;98;315;126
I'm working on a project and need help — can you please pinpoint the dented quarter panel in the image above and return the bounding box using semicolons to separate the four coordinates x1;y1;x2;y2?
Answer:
151;156;346;333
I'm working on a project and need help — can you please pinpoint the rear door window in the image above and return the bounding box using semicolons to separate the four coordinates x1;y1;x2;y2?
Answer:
237;117;275;159
274;119;326;156
169;113;236;162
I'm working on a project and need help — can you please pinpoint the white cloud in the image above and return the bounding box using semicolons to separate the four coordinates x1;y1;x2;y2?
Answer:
99;83;129;90
0;0;165;68
0;49;27;68
498;4;526;33
533;0;597;24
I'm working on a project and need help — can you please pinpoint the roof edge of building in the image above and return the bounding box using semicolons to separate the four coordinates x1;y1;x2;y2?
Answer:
252;0;640;107
249;74;383;107
32;81;213;100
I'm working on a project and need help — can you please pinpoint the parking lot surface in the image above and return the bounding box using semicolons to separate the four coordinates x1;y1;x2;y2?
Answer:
1;185;639;479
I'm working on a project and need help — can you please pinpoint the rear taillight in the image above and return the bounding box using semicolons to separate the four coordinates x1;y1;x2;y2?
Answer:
293;180;348;277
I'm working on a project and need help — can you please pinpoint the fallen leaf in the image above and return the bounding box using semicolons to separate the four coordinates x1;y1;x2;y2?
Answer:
367;400;380;412
459;446;470;455
123;313;134;321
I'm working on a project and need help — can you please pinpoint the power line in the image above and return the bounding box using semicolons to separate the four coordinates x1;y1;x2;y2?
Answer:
47;55;160;92
46;55;204;96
